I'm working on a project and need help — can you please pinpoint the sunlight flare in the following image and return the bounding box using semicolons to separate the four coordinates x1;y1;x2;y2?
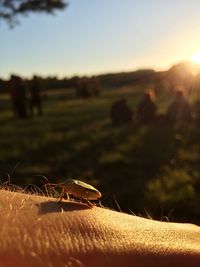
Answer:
191;51;200;64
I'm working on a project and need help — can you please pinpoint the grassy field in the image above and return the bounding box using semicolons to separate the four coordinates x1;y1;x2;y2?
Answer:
0;85;200;223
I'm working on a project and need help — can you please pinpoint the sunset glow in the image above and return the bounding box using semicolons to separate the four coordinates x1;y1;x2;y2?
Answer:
191;51;200;64
2;1;200;78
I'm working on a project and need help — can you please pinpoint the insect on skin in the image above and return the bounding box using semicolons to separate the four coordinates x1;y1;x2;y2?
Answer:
47;179;102;205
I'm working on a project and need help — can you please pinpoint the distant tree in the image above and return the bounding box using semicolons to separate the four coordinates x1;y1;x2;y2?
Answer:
0;0;68;26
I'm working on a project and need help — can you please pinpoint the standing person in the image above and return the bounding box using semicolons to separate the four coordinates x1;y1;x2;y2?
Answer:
9;75;27;118
9;75;19;117
29;76;43;116
91;76;101;97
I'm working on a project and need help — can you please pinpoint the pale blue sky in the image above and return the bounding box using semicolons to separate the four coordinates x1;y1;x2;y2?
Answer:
1;0;200;78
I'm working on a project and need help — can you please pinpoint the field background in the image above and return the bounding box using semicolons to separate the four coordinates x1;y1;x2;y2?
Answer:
1;83;200;224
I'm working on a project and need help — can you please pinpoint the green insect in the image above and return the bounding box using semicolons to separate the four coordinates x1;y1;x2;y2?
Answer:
47;179;102;204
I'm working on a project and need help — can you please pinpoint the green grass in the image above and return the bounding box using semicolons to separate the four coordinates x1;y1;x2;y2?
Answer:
0;85;200;223
0;87;136;181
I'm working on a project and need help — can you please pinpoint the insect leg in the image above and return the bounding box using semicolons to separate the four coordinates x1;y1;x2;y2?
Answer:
97;199;104;208
84;198;93;207
58;189;65;203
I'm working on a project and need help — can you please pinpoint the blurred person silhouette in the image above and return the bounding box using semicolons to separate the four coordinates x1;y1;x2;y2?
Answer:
9;75;18;117
77;77;101;98
29;76;43;116
9;75;27;118
110;98;133;126
136;91;157;123
77;77;90;98
166;90;193;122
91;76;101;97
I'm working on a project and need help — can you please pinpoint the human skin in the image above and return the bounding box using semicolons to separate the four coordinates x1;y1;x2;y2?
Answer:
0;189;200;267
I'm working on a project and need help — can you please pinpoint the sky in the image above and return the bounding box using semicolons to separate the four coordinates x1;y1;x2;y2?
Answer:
1;0;200;79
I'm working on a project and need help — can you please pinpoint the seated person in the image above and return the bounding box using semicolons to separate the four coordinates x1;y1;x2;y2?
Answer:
110;98;133;126
167;90;193;122
136;92;157;123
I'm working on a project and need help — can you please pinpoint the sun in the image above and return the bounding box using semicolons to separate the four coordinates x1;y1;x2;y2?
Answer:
191;51;200;64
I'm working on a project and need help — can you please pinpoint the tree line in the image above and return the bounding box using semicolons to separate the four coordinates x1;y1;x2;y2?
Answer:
1;61;200;93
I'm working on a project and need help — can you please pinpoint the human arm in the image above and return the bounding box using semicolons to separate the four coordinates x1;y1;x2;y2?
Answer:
0;189;199;267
